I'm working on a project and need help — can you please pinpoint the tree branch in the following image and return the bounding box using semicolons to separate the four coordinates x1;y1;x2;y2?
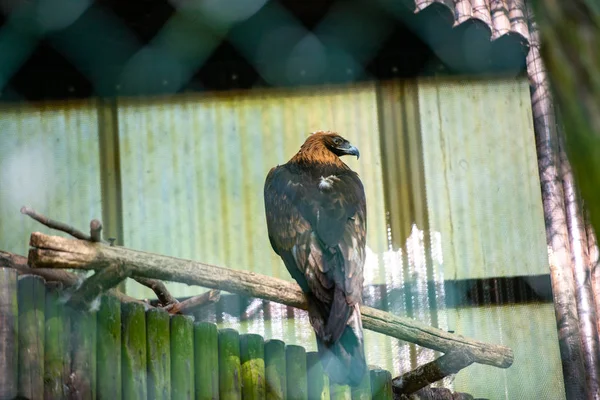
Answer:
28;232;514;369
20;207;178;307
164;290;221;315
0;250;146;306
0;250;80;286
89;219;103;243
392;351;474;395
133;276;178;306
68;263;131;308
20;206;91;241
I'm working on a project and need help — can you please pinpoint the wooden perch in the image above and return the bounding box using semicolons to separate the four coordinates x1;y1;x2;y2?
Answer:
20;206;178;307
28;232;514;369
392;351;474;395
132;276;178;306
164;290;221;315
68;263;131;308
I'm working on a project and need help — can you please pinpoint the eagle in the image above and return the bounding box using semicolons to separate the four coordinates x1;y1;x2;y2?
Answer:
263;131;367;386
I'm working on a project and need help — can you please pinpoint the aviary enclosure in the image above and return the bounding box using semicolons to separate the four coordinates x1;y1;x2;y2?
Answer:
0;0;596;399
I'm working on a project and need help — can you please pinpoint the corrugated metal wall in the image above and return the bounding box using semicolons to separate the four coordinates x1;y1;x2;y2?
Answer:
0;100;102;256
418;78;548;280
376;78;564;399
117;83;389;298
0;80;565;396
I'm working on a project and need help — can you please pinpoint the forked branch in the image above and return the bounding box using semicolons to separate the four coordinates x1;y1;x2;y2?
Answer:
21;206;178;307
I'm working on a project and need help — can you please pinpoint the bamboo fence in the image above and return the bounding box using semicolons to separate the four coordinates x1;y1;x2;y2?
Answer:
0;269;395;400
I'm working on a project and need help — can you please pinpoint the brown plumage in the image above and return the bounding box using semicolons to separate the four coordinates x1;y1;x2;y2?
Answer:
264;131;367;386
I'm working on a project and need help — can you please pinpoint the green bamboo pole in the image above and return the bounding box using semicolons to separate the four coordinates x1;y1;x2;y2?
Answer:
351;369;372;400
306;352;330;400
70;307;97;400
97;294;122;400
121;302;147;399
44;283;70;399
0;268;18;400
265;339;286;400
194;322;219;400
171;314;195;399
146;308;171;400
18;275;45;400
330;384;351;400
370;368;392;400
218;328;242;400
240;333;266;400
286;345;308;400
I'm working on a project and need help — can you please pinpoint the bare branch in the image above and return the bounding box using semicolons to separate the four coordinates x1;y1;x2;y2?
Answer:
20;208;178;308
0;250;146;307
21;206;91;241
68;263;131;308
164;290;221;315
393;351;474;395
0;250;80;286
133;276;178;306
28;232;514;369
89;219;103;242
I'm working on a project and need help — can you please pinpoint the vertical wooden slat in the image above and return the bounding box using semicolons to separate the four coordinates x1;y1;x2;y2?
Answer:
146;308;171;400
0;268;18;399
122;302;147;399
307;352;330;400
218;328;242;400
97;294;122;400
240;333;266;400
70;308;97;400
17;275;45;400
171;314;194;399
285;345;308;400
146;308;172;399
44;283;70;399
265;339;286;400
370;368;393;400
97;98;125;293
97;98;124;246
194;322;219;400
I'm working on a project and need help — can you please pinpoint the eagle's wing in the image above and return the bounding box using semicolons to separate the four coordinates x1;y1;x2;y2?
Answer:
264;164;366;343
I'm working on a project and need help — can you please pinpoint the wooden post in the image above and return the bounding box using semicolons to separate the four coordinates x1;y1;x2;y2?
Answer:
265;339;286;400
97;294;122;400
171;314;195;399
0;268;18;399
218;328;242;400
70;307;97;400
121;302;147;399
307;352;330;400
194;322;219;400
240;333;266;400
44;283;70;399
351;368;372;400
370;368;392;400
18;275;45;400
146;308;171;400
330;384;351;400
286;345;308;400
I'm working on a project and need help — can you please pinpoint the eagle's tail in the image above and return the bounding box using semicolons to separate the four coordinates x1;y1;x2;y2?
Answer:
316;303;367;387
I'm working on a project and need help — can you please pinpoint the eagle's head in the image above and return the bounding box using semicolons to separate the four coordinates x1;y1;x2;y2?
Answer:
294;131;360;165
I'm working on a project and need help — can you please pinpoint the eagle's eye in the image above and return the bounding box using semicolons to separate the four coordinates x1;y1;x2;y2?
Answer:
332;137;343;145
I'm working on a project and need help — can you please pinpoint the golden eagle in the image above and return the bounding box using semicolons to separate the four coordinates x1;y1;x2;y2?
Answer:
264;131;367;386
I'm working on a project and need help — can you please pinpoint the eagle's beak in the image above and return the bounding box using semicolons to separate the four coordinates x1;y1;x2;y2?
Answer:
345;144;360;159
